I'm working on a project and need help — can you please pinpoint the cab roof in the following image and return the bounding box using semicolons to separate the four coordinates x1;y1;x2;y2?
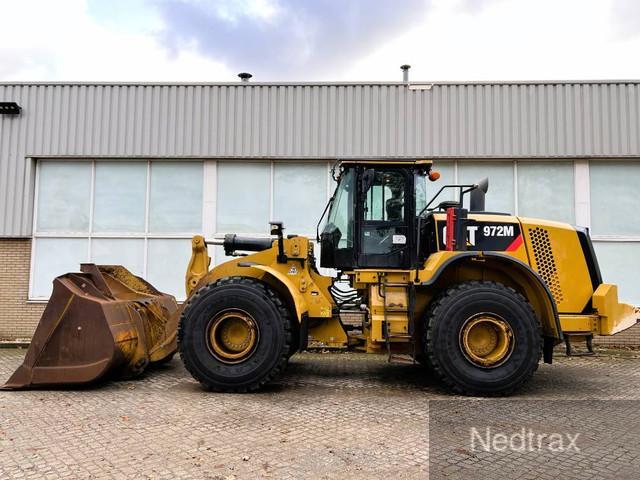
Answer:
338;158;433;167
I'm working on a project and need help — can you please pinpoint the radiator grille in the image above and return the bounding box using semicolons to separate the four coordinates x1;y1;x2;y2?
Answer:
528;227;564;303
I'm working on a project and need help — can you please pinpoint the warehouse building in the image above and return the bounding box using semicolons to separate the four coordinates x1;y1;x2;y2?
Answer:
1;79;639;343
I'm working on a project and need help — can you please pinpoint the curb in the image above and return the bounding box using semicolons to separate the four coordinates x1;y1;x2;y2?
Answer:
0;341;30;349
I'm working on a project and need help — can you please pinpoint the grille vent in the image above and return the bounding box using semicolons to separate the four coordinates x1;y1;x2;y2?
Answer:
528;227;563;303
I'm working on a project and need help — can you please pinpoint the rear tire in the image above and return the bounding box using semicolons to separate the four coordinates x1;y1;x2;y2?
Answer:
178;277;291;392
424;281;541;396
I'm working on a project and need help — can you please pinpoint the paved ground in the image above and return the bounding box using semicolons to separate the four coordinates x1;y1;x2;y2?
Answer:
0;348;639;479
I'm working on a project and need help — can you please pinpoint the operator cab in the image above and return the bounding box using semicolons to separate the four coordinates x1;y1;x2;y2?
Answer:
319;160;431;270
319;159;489;271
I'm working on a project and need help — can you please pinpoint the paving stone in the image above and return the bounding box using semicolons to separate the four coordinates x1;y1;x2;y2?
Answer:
0;349;638;479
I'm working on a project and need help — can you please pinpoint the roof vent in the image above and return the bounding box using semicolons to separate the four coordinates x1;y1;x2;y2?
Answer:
400;64;411;83
0;102;21;115
238;72;253;83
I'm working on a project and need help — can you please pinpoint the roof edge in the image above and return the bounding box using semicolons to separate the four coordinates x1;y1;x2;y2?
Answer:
1;79;640;87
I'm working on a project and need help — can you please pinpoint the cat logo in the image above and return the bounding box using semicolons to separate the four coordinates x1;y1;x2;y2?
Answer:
439;220;520;251
442;225;480;246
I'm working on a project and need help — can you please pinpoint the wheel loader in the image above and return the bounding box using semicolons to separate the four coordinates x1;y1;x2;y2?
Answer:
178;158;639;395
5;158;638;395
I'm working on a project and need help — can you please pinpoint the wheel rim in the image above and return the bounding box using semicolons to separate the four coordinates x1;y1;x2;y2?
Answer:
459;314;514;368
207;309;259;364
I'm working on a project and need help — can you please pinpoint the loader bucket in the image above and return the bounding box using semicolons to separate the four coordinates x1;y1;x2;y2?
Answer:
3;264;179;389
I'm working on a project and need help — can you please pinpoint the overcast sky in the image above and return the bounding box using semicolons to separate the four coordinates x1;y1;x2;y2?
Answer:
1;0;639;82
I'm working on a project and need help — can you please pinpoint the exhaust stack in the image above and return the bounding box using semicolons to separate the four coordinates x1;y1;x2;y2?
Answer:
401;64;411;83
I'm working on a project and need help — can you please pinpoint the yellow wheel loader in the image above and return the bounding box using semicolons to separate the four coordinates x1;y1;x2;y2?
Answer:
178;159;638;395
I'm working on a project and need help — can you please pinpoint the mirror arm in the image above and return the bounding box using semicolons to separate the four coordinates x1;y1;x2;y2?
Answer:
419;183;477;217
316;196;334;242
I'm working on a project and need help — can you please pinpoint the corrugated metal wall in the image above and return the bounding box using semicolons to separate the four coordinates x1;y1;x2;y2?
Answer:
1;81;639;236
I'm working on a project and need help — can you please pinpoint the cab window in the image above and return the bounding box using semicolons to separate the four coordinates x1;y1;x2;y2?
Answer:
326;169;355;248
364;171;405;222
359;169;410;268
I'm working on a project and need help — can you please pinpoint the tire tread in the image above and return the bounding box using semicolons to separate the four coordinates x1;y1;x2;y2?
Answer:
178;276;291;393
424;280;542;396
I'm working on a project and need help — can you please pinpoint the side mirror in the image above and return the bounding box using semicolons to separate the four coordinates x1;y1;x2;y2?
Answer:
361;168;375;193
269;221;284;237
470;177;489;212
269;221;286;263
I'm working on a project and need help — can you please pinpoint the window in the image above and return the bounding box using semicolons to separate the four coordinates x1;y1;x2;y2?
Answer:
216;162;270;233
38;158;639;303
36;162;91;232
590;161;640;236
364;171;405;221
273;163;328;233
359;169;410;267
517;162;575;223
150;162;203;233
325;168;355;249
91;239;145;276
593;243;640;304
589;161;640;304
147;239;193;297
415;174;428;214
32;160;203;300
458;162;514;213
212;161;330;264
93;162;146;232
31;238;88;299
33;159;331;298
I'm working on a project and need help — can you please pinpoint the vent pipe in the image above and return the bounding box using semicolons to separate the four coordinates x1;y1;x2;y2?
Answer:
400;64;411;83
238;72;253;82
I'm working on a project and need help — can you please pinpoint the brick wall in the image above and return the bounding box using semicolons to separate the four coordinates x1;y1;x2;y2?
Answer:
0;239;45;340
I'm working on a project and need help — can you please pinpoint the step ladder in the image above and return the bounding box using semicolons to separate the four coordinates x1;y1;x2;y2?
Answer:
564;333;594;356
380;278;416;364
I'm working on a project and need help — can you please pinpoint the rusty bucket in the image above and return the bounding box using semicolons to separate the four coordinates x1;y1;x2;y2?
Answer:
3;264;179;389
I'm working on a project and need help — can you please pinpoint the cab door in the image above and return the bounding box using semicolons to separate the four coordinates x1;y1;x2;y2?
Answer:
357;168;413;269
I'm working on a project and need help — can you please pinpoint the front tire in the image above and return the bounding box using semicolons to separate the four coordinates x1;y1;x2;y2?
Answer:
424;281;542;396
178;277;291;392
